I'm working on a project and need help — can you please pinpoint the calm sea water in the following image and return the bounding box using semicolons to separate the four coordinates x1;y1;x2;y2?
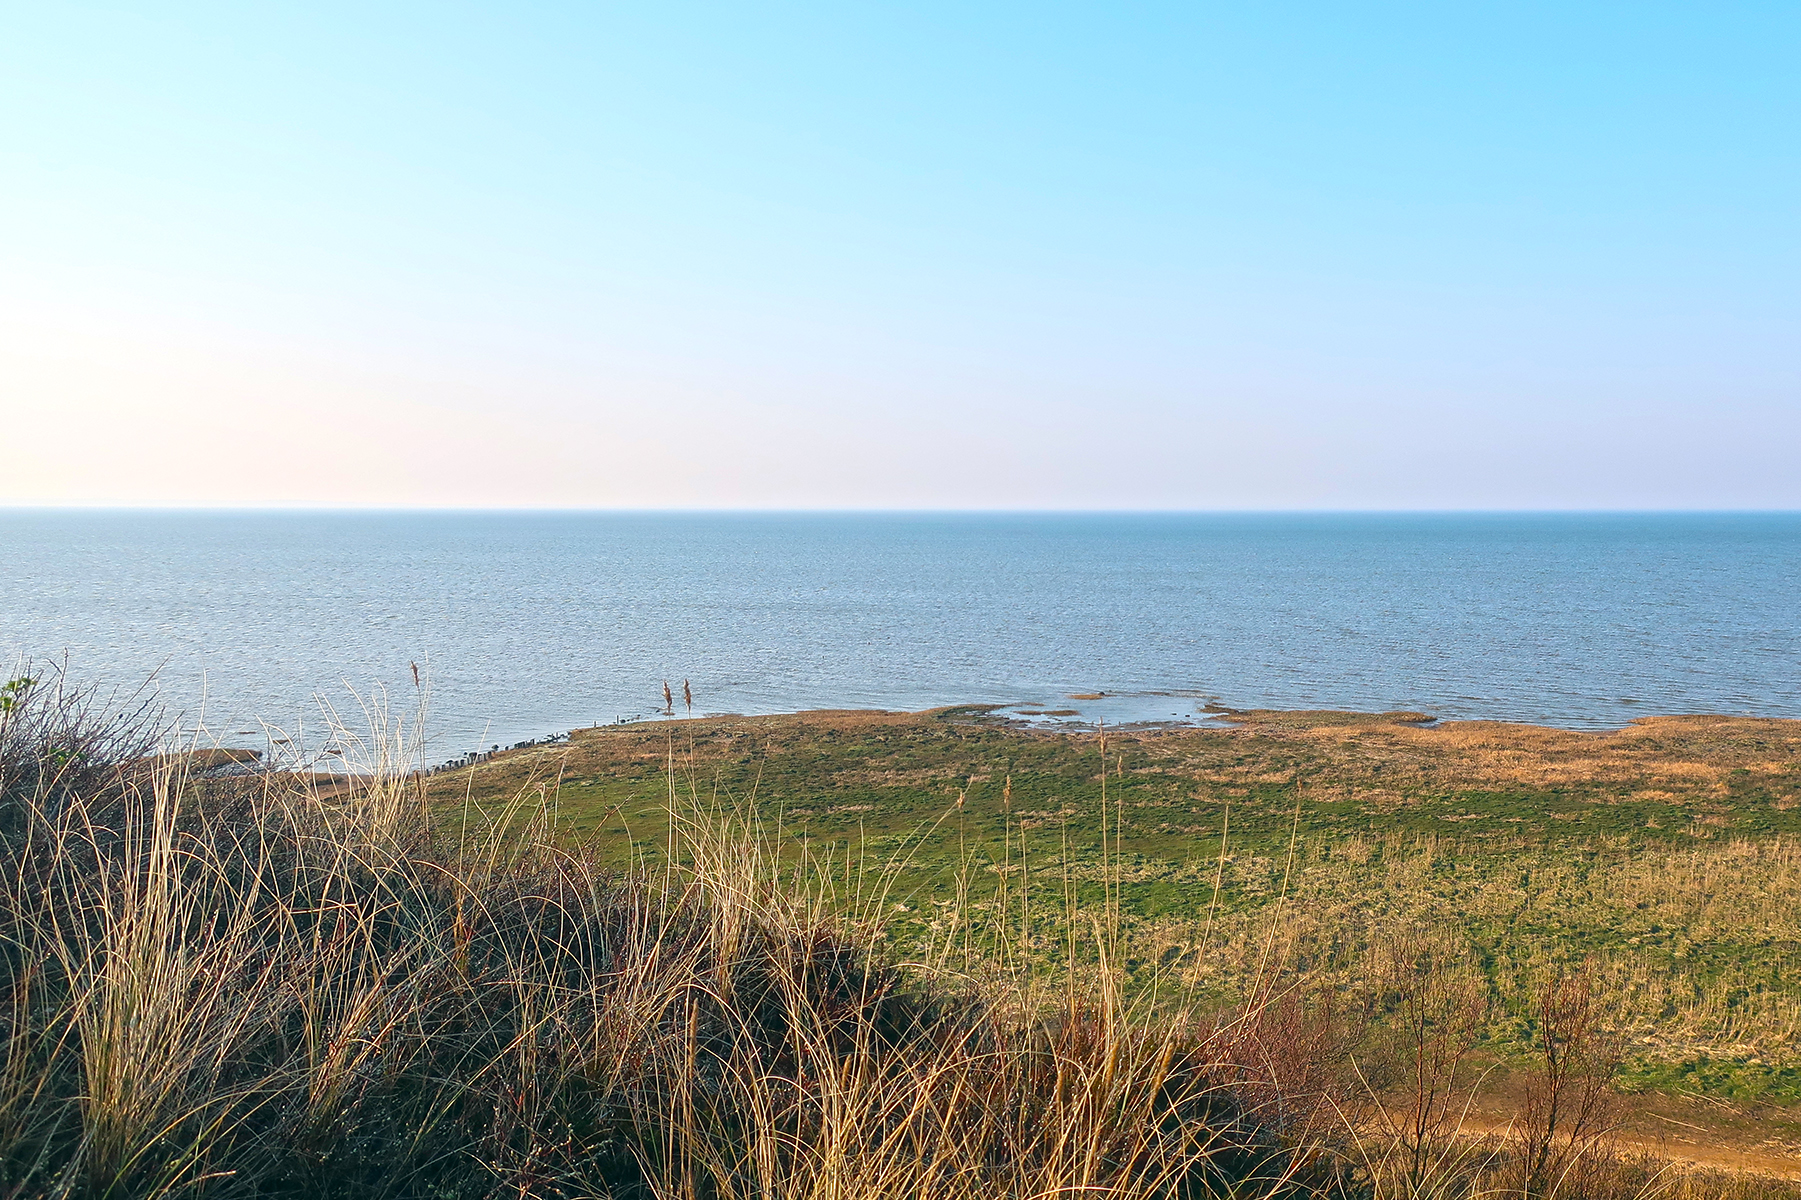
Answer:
2;511;1797;757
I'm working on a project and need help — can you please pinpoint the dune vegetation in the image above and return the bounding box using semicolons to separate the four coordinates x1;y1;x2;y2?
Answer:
3;671;1799;1198
433;704;1801;1185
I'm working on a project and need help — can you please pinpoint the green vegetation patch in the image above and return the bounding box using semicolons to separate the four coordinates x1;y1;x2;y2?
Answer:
428;708;1801;1106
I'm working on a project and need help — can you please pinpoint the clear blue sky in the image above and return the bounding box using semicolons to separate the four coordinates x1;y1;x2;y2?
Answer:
3;2;1796;508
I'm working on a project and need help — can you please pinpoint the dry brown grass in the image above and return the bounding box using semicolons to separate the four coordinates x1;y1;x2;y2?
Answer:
0;686;1359;1200
10;683;1796;1199
1214;711;1801;795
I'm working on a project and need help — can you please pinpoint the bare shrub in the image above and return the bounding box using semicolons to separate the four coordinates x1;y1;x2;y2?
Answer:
1512;963;1623;1200
1356;928;1490;1199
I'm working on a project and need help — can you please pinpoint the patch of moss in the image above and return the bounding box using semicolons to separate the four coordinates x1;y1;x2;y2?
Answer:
1618;1057;1801;1106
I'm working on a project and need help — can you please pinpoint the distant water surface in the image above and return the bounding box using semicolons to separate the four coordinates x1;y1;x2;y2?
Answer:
2;511;1797;754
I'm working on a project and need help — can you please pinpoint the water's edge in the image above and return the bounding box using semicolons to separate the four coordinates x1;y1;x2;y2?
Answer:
5;510;1797;752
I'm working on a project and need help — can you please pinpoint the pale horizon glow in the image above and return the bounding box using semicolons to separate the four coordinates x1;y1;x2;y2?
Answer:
4;3;1797;511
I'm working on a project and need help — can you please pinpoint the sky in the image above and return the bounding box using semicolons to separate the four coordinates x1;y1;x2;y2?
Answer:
2;1;1797;510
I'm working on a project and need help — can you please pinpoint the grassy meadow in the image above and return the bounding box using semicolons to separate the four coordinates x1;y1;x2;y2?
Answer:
5;670;1801;1198
429;705;1801;1173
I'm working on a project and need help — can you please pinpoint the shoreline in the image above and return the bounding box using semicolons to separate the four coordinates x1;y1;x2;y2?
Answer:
576;700;1801;737
195;702;1801;785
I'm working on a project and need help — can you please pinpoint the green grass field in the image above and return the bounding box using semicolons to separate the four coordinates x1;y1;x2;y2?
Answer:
428;706;1801;1165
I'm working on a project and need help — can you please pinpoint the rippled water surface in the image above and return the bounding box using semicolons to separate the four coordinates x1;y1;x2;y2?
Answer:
3;511;1796;752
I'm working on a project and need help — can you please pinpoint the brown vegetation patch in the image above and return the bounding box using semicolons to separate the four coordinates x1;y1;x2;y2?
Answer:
1202;710;1801;795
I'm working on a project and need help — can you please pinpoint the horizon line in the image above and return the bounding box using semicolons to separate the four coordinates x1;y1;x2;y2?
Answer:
4;504;1799;517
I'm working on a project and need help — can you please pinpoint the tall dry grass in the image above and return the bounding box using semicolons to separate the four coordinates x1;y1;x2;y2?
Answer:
4;674;1795;1200
0;676;1346;1200
1120;833;1801;1079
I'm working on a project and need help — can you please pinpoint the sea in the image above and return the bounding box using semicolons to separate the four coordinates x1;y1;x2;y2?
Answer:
2;511;1797;762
